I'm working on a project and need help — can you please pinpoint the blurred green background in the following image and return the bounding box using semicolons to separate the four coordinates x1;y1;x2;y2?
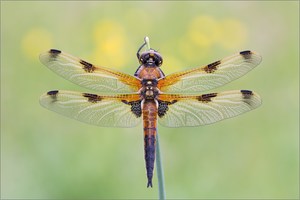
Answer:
1;1;299;199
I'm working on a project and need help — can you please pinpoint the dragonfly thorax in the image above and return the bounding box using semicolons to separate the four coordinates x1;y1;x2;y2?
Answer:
141;79;159;100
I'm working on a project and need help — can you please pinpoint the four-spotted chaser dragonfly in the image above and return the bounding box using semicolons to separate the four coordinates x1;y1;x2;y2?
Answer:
39;39;262;187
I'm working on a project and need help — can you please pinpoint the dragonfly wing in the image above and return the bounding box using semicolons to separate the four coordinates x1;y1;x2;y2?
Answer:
40;49;141;93
40;90;142;127
157;90;262;127
158;51;262;93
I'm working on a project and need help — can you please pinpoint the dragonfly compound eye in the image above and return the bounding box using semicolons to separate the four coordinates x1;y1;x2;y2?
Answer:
139;51;163;67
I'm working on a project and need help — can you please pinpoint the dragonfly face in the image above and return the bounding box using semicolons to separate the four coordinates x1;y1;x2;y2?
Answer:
39;39;262;188
138;49;163;67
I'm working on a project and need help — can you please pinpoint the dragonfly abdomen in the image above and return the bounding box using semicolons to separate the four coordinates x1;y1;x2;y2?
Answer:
142;100;157;188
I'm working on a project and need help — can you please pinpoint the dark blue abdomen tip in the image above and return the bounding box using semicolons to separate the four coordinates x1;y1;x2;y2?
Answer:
147;180;153;188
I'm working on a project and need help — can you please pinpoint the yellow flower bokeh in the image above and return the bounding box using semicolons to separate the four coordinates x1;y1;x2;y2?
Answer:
178;36;212;64
22;28;53;60
186;15;247;50
188;15;221;48
218;19;248;50
91;20;130;68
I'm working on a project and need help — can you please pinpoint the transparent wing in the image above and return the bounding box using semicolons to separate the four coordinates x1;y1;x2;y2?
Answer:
158;51;262;93
157;90;261;127
40;49;141;93
40;90;142;127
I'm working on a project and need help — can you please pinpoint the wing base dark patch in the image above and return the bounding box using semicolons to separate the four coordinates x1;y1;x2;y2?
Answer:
122;100;142;118
158;100;177;117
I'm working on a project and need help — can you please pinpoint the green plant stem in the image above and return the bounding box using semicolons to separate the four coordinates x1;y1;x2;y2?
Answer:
144;36;151;50
156;132;166;200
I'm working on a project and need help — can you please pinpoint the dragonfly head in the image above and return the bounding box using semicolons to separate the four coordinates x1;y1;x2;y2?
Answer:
138;49;163;67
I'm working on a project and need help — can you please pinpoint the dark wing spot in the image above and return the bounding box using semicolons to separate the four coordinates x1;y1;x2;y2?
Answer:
241;90;254;106
204;60;221;73
241;90;253;99
47;90;59;102
198;93;217;102
49;49;61;54
240;50;252;59
47;90;59;96
158;100;177;118
49;49;61;58
80;59;95;73
83;93;101;103
122;100;142;118
121;100;128;104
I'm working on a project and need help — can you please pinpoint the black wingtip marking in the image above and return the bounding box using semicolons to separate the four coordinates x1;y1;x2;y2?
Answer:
241;90;253;99
240;50;251;55
198;93;217;102
48;49;61;58
47;90;58;102
80;59;95;73
82;93;101;103
240;50;252;59
49;49;61;54
204;60;221;73
47;90;59;96
241;90;254;106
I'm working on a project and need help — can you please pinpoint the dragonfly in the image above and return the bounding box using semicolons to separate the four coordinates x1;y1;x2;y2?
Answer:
39;37;262;188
